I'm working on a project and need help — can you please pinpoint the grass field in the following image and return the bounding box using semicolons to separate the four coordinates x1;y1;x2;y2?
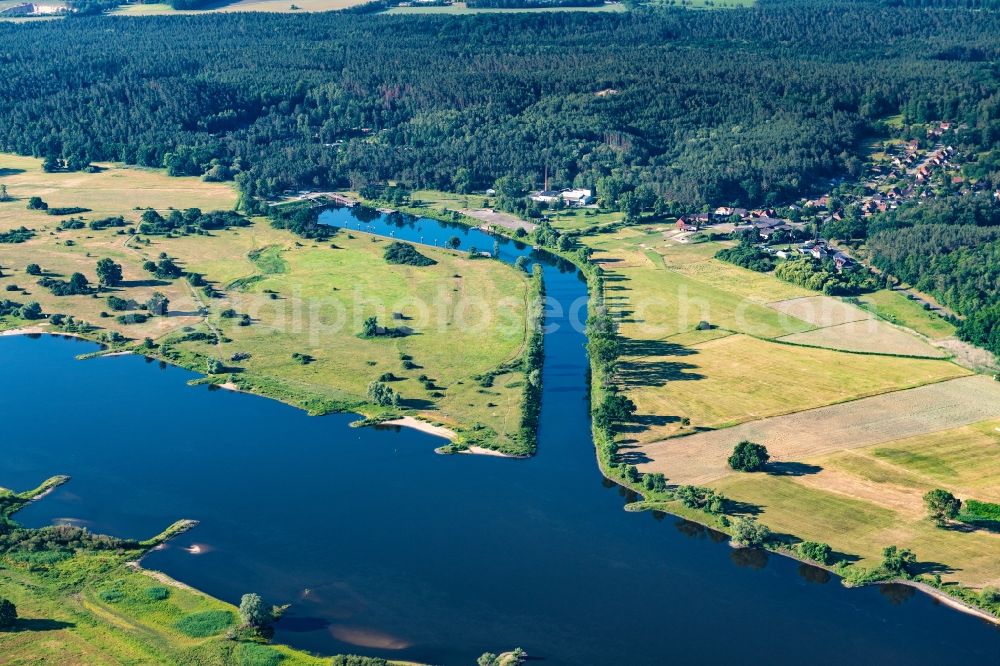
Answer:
634;374;998;483
0;154;532;453
585;232;973;438
578;220;1000;592
708;419;1000;588
855;288;957;340
623;333;968;443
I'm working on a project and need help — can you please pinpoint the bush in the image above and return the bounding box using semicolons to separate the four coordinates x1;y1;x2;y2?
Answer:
38;272;91;296
923;488;961;527
238;593;271;630
0;227;34;243
47;206;91;216
728;440;769;472
798;541;833;565
20;301;43;320
715;244;774;272
107;295;138;311
174;610;234;637
642;472;667;493
116;313;148;325
881;545;916;577
675;485;726;514
0;598;16;629
25;263;41;275
731;516;770;547
330;656;388;666
367;380;400;407
234;643;283;666
383;241;435;266
959;499;1000;529
145;586;170;601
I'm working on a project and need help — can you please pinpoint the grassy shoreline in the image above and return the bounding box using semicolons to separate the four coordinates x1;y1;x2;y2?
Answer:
0;477;423;664
0;154;535;454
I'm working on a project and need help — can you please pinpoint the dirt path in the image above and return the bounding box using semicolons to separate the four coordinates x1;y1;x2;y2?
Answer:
122;233;220;342
459;208;537;233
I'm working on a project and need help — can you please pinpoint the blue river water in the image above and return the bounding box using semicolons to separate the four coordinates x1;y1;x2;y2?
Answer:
2;206;998;665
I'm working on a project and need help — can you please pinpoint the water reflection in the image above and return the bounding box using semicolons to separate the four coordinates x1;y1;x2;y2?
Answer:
879;583;917;606
797;563;832;585
730;548;769;570
673;518;729;544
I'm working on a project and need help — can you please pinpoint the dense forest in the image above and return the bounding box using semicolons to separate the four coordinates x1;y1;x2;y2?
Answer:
867;203;1000;356
0;5;997;210
1;3;999;354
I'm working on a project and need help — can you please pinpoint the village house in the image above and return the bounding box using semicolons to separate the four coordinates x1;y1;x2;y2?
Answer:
714;206;749;219
676;216;699;232
833;251;853;271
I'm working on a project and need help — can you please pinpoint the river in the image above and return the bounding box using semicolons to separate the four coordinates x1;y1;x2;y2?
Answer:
2;205;998;665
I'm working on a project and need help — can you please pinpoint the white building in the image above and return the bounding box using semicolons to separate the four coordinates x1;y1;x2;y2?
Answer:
530;188;594;207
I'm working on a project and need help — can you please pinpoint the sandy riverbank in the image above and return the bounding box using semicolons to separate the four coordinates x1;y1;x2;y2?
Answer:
0;325;47;336
383;416;529;458
383;416;458;441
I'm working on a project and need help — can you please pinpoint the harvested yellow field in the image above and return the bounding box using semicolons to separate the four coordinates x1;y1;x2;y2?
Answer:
0;154;236;225
0;154;238;339
864;419;1000;501
712;475;1000;588
623;333;968;443
767;295;872;328
635;375;998;484
778;319;946;357
710;419;1000;588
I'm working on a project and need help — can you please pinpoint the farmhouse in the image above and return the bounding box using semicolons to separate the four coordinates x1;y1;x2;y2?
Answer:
676;216;699;231
833;251;852;270
714;206;749;219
